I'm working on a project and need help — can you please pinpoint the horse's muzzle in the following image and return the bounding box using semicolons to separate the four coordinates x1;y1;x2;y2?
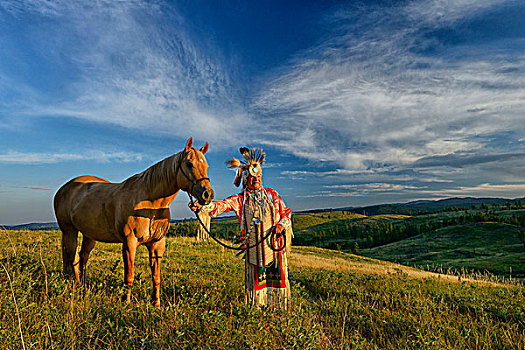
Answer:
197;187;214;205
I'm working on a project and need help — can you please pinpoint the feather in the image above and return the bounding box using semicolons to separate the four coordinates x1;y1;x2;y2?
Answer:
239;147;266;165
234;168;242;187
225;157;241;169
240;147;250;159
256;149;265;165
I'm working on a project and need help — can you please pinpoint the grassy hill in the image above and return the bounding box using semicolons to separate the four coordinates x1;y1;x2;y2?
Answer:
342;197;525;216
361;222;525;278
0;230;524;349
288;209;525;278
292;210;365;230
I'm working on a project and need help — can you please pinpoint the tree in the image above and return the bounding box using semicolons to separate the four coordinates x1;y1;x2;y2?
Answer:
518;229;525;251
351;241;359;254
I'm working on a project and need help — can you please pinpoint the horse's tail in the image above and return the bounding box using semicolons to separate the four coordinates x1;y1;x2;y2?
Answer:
54;180;80;279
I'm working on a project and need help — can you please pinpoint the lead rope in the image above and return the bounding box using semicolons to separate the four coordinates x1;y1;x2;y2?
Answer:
186;192;286;252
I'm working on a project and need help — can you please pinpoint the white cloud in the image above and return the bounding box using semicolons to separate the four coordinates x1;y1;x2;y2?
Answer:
424;183;525;197
403;0;509;25
0;151;145;164
252;0;525;174
325;183;426;191
0;0;250;146
3;185;54;191
2;0;524;179
297;182;525;200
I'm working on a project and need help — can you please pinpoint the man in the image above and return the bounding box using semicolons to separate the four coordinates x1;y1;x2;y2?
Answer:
190;147;292;309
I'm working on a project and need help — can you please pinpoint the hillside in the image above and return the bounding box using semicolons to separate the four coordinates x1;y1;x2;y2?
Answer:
361;222;525;278
340;196;525;216
0;229;523;349
289;209;525;278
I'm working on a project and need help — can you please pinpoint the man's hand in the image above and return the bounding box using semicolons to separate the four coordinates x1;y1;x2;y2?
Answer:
271;224;286;249
272;223;285;237
188;200;203;212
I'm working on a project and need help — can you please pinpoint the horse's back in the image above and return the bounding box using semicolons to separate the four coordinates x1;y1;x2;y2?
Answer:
70;175;111;184
54;175;113;229
54;175;111;207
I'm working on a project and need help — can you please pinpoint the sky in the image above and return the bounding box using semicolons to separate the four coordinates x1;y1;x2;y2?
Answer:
1;0;525;225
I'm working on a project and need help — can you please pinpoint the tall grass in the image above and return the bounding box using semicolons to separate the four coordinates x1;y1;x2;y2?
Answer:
0;230;523;349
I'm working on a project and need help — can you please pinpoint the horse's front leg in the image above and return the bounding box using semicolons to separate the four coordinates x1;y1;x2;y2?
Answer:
146;237;166;307
122;236;138;304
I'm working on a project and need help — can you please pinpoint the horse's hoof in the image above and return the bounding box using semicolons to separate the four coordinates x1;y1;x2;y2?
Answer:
151;300;161;308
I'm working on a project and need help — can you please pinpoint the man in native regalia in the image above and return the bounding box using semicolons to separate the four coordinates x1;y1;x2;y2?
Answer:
190;147;292;309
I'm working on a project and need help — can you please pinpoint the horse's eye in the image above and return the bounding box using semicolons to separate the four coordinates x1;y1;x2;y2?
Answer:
186;161;193;169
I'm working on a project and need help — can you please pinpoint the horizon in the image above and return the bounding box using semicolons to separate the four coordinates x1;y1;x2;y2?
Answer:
3;195;524;227
1;1;525;225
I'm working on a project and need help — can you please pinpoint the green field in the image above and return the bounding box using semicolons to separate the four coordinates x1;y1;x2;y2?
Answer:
0;229;524;349
361;222;525;278
284;209;525;279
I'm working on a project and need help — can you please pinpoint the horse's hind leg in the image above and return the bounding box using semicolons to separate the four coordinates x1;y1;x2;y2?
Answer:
60;224;81;283
79;236;96;283
146;237;166;307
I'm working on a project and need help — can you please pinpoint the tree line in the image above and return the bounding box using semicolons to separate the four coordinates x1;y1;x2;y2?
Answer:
294;207;525;253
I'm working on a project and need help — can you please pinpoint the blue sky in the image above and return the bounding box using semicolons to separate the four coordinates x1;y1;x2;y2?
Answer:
1;0;524;225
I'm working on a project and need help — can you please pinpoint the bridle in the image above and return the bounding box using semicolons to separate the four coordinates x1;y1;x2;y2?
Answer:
176;150;210;196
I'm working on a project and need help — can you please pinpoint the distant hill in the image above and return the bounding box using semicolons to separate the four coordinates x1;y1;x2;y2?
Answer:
338;197;525;216
2;222;59;231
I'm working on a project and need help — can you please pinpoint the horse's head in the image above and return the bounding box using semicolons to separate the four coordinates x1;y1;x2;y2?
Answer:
177;137;215;205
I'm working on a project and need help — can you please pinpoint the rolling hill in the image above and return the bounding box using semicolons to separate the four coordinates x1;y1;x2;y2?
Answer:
340;196;525;216
361;222;525;278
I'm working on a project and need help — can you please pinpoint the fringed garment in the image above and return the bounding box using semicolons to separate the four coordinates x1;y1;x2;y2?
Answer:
202;187;292;309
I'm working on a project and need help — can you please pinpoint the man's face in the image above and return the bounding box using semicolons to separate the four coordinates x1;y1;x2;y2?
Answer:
246;173;262;190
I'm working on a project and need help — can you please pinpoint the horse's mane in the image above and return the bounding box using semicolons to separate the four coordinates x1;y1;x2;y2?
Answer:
121;151;183;195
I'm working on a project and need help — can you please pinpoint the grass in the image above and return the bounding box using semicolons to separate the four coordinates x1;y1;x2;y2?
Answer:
0;229;524;349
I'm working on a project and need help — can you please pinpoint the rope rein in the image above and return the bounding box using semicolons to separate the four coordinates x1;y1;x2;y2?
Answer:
176;150;286;253
187;192;286;252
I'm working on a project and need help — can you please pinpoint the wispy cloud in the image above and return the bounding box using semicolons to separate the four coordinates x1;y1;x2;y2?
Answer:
0;151;145;164
325;183;426;191
414;152;525;168
1;185;54;191
297;182;525;200
422;183;525;197
253;0;525;176
0;0;249;145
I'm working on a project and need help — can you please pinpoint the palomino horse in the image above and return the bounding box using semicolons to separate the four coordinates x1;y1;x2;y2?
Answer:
53;137;213;306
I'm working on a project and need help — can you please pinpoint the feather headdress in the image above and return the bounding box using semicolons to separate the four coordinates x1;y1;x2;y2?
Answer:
225;147;266;187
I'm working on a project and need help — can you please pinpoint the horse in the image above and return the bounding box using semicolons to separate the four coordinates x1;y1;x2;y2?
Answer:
53;137;214;306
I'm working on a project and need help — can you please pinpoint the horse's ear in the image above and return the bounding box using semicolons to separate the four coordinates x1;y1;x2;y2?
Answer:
200;142;209;155
185;137;193;151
